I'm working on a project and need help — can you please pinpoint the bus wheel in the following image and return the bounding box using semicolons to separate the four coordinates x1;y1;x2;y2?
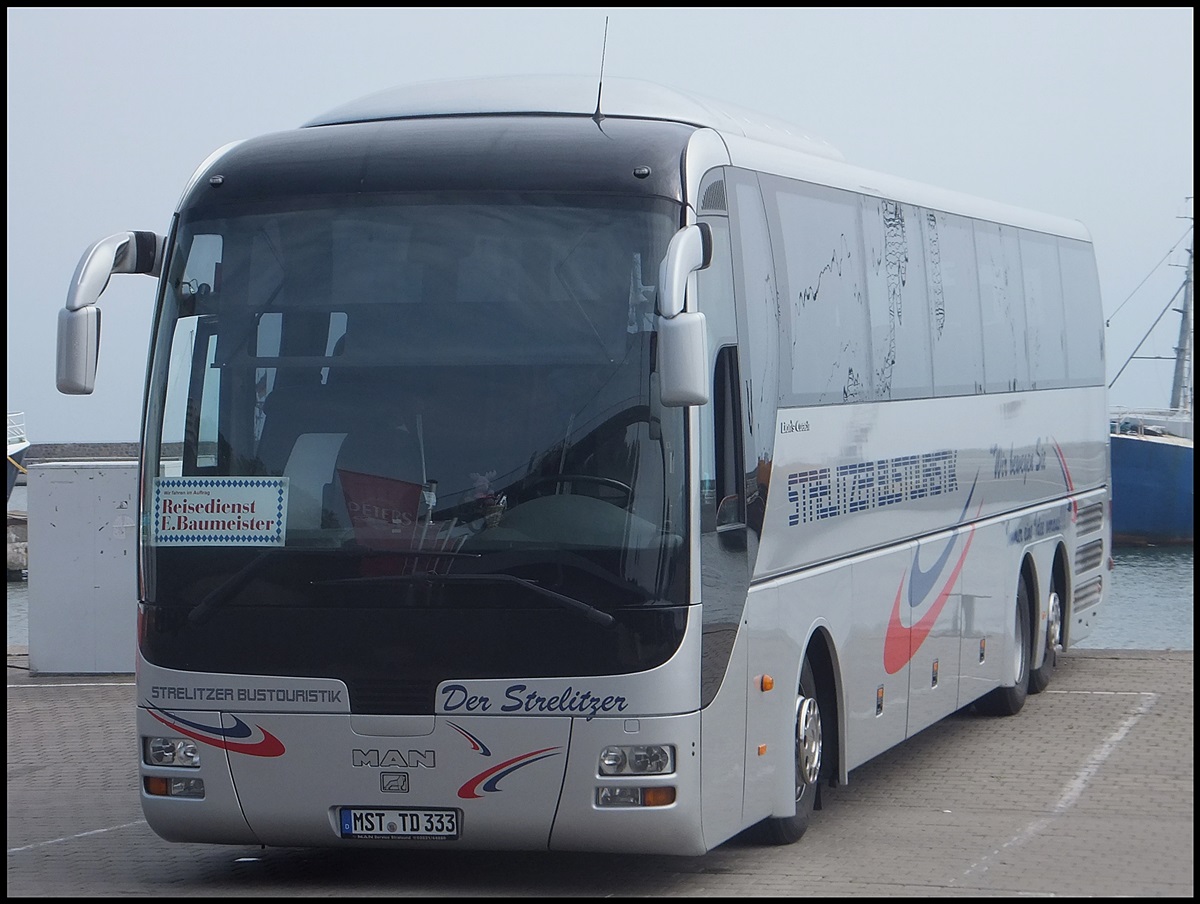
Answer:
758;658;823;845
1028;590;1061;695
976;577;1031;716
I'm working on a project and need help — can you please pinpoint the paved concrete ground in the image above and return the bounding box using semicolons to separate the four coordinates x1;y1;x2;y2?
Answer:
6;648;1193;897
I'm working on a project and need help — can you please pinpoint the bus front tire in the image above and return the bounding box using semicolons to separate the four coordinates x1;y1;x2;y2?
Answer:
976;577;1032;717
758;658;823;845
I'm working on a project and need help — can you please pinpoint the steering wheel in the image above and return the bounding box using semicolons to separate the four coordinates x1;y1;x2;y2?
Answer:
524;474;633;508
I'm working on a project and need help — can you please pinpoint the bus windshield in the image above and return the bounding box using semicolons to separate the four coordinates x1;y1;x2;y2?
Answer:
139;192;689;691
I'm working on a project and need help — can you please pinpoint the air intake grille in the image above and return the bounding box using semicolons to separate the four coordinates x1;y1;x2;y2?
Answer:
1075;502;1104;536
1075;539;1105;573
700;180;727;211
1074;576;1103;610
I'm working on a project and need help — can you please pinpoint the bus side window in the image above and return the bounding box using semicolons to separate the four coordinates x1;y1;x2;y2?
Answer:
713;345;746;544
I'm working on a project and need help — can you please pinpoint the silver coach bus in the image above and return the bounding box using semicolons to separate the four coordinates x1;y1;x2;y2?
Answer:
56;76;1110;855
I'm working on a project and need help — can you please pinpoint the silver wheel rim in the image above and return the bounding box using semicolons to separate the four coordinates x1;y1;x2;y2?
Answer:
1046;588;1065;653
795;695;822;795
1046;591;1062;661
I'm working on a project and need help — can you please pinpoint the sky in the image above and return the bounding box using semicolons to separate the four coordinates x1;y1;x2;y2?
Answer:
6;7;1194;442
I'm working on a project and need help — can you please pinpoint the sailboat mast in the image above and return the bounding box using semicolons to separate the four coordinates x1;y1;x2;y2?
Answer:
1169;233;1193;414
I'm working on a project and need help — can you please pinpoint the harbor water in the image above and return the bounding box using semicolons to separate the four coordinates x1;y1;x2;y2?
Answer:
7;483;1194;652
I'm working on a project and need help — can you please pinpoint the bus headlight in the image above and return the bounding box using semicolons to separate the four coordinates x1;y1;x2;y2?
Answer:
598;744;674;775
143;736;202;768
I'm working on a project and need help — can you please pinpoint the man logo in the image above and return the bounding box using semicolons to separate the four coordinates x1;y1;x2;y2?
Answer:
352;748;436;768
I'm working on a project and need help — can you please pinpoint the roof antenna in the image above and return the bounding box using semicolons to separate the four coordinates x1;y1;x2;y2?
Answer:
592;16;609;127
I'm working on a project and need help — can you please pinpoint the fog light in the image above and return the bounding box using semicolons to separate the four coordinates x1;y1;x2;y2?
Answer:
595;785;676;807
169;777;206;798
597;786;642;807
144;776;205;799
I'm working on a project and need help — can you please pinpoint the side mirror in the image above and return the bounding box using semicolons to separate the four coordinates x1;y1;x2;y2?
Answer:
656;224;712;407
56;306;101;394
66;231;164;312
657;311;708;407
657;223;712;318
57;231;163;395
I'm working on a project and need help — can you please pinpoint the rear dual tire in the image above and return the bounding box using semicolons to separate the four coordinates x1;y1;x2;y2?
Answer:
976;577;1032;716
1028;590;1061;695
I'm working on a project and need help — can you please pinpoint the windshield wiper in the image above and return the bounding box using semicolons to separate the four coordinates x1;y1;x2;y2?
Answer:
188;549;275;627
315;572;616;627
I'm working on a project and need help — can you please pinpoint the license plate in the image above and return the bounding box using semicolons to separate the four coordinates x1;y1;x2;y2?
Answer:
339;807;461;840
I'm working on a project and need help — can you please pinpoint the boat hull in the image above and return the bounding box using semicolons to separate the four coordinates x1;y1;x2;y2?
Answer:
1109;431;1194;545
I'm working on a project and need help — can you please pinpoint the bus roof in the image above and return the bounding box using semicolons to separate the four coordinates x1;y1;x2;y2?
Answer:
304;75;845;162
300;75;1090;242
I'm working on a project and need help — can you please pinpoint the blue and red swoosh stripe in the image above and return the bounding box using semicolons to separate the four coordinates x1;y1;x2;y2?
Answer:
457;747;562;799
145;704;285;757
883;528;976;674
882;478;980;674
